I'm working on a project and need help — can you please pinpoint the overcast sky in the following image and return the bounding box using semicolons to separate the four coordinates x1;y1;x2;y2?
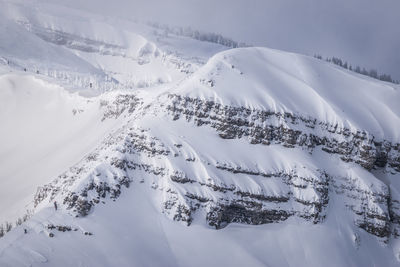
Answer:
49;0;400;80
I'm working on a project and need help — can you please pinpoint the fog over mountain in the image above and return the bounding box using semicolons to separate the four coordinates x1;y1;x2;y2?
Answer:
46;0;400;80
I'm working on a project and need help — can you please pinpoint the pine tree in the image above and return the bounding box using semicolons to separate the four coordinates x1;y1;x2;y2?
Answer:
5;221;12;233
0;224;4;237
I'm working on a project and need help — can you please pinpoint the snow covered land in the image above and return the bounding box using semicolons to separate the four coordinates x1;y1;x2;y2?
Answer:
0;1;400;266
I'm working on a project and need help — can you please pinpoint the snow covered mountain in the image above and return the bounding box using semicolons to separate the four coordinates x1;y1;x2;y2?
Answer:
1;1;400;266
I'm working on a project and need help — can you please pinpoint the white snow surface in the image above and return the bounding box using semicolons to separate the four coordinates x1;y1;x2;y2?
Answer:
0;73;120;222
1;184;399;267
0;1;400;266
174;47;400;140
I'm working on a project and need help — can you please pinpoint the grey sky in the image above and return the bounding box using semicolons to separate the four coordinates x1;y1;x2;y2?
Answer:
49;0;400;80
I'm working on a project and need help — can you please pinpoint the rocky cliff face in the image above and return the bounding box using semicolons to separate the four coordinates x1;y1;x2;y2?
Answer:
32;90;400;241
166;94;400;172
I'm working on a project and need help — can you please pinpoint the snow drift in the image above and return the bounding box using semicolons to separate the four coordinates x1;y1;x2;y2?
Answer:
0;1;400;267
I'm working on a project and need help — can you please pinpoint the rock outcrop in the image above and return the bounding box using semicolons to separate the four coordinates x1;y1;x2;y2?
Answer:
32;91;400;242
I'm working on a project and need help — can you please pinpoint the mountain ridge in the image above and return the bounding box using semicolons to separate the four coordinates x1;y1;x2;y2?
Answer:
0;1;400;266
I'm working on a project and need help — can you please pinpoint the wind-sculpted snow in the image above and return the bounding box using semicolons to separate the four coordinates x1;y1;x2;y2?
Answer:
172;47;400;141
166;94;400;172
1;6;400;265
0;1;226;95
31;84;400;242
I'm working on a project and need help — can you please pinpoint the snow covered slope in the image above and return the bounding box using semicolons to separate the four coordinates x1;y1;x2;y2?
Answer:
173;47;400;140
1;1;400;267
0;0;226;94
0;0;227;222
0;73;123;223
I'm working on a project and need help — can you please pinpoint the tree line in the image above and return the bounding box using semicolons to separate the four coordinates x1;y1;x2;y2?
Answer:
147;21;248;48
314;54;399;84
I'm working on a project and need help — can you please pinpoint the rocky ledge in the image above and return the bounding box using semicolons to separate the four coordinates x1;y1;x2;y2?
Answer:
31;93;400;242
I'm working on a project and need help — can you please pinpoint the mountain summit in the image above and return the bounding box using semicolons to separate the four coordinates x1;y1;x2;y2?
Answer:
1;1;400;266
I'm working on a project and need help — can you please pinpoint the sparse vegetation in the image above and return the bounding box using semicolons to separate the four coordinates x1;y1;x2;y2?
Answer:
0;210;33;238
147;21;248;48
314;54;399;84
